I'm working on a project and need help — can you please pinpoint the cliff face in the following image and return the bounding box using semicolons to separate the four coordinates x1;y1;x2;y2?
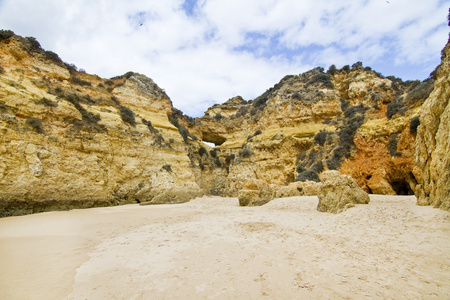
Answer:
193;67;431;197
0;32;442;216
414;37;450;211
0;34;201;217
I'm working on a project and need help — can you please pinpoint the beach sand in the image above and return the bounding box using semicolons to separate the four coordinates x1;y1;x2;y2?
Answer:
0;195;449;299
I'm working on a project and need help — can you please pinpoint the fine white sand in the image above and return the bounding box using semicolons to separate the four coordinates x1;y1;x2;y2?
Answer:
0;195;449;299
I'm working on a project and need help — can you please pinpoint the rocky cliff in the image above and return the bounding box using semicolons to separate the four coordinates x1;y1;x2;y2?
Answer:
414;37;450;211
0;32;201;217
192;65;432;197
0;31;443;216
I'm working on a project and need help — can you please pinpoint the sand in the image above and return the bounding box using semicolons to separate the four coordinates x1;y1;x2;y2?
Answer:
0;195;449;299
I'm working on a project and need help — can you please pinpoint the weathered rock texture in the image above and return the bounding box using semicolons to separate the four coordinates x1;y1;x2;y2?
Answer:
317;171;370;213
414;37;450;211
0;33;201;217
238;179;275;206
0;31;444;216
275;181;321;198
192;65;431;197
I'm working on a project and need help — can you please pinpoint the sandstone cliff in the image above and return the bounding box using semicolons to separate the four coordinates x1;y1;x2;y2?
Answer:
193;66;432;197
414;37;450;211
0;33;201;217
0;31;442;216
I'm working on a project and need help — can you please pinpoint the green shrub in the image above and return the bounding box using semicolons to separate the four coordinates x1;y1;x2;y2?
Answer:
294;170;320;182
410;116;420;134
67;94;101;125
214;157;222;167
209;149;217;158
340;98;349;112
0;30;14;41
37;97;58;107
179;126;189;142
326;157;341;170
254;130;262;136
199;147;207;157
142;118;160;135
386;98;406;119
26;118;44;133
65;63;78;73
311;161;324;173
0;64;4;74
296;151;307;164
71;77;92;87
119;106;136;126
214;113;223;121
25;36;42;51
327;64;337;75
389;134;399;156
45;51;63;65
225;154;235;165
405;80;434;105
344;104;366;119
342;65;350;72
236;106;249;117
351;61;363;69
239;147;253;158
307;73;334;89
296;164;306;174
314;130;328;146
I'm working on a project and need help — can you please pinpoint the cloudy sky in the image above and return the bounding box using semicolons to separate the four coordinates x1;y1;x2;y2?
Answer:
0;0;448;116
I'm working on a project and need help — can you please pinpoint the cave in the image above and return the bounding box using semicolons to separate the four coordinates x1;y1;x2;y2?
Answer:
391;180;414;195
202;132;227;146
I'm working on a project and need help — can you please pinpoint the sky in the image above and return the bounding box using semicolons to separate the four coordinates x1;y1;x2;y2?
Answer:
0;0;448;117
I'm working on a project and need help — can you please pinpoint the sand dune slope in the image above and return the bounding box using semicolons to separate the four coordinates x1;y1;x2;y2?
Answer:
0;195;449;299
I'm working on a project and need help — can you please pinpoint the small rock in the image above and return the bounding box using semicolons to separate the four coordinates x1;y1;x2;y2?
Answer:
238;179;274;206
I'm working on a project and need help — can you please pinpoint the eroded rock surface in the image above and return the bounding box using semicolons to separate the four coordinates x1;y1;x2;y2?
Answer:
317;171;370;213
238;179;275;206
275;181;321;198
0;34;202;216
414;37;450;211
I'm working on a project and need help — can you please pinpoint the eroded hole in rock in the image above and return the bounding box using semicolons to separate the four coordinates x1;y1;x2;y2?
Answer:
202;132;226;146
391;180;414;195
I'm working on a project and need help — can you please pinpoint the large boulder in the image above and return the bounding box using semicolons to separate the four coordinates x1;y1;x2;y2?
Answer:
238;179;275;206
317;171;370;213
275;181;321;198
140;187;202;205
414;38;450;211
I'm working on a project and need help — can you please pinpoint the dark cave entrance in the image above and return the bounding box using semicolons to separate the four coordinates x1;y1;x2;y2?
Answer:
391;180;414;195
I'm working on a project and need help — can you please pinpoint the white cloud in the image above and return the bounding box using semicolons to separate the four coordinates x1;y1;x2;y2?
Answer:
0;0;448;116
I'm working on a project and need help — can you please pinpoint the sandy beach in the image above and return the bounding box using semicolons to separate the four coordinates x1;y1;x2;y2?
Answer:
0;195;449;299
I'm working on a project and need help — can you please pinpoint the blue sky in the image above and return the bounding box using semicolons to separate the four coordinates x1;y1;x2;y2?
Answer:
0;0;448;116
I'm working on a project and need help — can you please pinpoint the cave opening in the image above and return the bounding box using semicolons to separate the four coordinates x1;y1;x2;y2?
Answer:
391;180;414;195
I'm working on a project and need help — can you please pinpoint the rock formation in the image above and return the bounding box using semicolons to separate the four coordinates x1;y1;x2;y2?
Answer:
0;31;445;216
275;181;321;198
414;37;450;211
317;170;370;213
238;179;275;206
0;33;202;217
192;66;431;197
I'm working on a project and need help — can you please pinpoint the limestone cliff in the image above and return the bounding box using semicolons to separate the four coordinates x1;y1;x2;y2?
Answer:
414;37;450;211
0;33;201;217
0;31;442;217
194;66;431;196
